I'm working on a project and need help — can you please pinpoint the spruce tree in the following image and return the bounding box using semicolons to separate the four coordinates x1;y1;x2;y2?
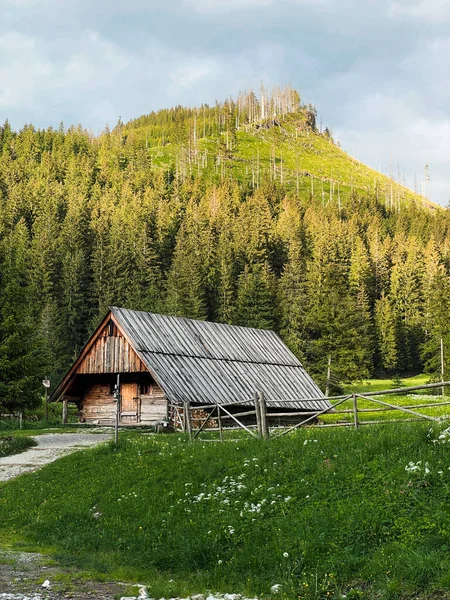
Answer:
278;239;308;361
165;221;208;320
375;293;400;373
235;262;276;330
421;240;450;380
0;221;43;412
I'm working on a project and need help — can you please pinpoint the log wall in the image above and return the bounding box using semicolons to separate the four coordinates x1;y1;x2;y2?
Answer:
80;380;168;424
80;383;116;423
140;383;167;422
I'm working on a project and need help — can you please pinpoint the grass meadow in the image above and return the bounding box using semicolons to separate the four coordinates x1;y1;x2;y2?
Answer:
318;374;450;426
2;421;450;599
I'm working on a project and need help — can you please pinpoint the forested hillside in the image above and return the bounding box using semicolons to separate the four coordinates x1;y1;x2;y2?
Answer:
1;86;449;411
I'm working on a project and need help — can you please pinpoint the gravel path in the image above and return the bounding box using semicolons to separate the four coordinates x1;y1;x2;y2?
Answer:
0;433;112;482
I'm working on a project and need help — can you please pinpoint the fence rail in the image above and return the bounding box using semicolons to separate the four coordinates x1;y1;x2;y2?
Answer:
180;381;450;441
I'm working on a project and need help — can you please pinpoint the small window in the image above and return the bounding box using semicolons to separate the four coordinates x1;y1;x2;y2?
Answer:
141;383;151;395
108;321;114;336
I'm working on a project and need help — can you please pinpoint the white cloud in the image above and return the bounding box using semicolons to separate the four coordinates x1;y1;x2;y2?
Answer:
388;0;450;23
183;0;271;12
168;58;221;95
0;30;129;122
3;0;50;5
62;32;129;88
332;90;450;204
0;32;53;108
182;0;332;14
0;27;289;130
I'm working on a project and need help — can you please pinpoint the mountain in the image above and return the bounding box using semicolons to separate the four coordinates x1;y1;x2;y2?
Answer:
122;85;436;211
0;86;449;411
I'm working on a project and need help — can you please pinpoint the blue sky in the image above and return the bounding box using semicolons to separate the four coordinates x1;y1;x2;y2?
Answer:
1;0;449;204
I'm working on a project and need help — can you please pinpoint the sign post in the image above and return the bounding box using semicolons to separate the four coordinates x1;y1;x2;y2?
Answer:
42;378;51;421
113;374;120;444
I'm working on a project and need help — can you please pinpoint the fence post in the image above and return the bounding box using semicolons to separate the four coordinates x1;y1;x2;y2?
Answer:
325;355;331;397
217;405;224;442
259;391;269;440
62;399;68;425
254;391;262;438
19;411;23;430
353;393;359;430
184;401;193;441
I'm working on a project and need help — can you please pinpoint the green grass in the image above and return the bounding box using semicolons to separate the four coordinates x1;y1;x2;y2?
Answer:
2;425;450;598
0;435;37;457
344;374;430;394
318;374;449;425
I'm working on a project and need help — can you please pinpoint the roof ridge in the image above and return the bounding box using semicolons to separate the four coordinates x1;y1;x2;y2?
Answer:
110;306;278;336
138;347;305;368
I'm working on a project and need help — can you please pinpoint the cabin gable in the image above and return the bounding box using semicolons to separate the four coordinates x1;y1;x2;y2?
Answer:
52;312;170;426
76;320;146;375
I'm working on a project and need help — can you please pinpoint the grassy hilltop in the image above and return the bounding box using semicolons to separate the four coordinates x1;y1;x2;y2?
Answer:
122;89;435;211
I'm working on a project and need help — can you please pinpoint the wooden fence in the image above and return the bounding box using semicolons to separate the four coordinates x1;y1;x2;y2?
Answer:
177;381;450;441
0;412;24;429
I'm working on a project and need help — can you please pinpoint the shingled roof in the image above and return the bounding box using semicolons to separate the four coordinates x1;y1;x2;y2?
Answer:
110;307;328;411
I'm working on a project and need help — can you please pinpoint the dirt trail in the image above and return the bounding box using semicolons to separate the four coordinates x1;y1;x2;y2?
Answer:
0;433;112;482
0;550;125;599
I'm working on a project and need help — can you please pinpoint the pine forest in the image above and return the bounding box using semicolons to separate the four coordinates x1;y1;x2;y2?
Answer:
1;85;450;411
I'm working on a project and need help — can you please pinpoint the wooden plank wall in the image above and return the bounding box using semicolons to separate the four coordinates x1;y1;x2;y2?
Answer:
81;383;116;422
81;381;167;424
141;383;167;422
76;323;146;374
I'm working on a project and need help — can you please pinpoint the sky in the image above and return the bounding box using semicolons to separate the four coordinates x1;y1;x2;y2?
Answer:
1;0;449;205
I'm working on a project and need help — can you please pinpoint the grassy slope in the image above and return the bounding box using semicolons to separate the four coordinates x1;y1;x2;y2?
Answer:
2;425;450;599
0;436;36;457
131;113;438;210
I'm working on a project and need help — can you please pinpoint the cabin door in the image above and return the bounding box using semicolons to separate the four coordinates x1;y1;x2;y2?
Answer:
120;382;139;423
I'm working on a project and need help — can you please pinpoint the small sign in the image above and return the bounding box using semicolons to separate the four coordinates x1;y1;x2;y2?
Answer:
42;379;51;388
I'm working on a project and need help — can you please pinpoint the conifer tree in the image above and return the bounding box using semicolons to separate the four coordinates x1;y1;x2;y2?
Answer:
0;221;43;411
278;239;308;362
165;221;208;320
421;240;450;379
301;216;373;386
390;236;425;372
375;293;400;373
235;262;276;330
215;229;236;324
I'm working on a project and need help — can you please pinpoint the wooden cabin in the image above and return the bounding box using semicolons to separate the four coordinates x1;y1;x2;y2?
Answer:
50;307;329;426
